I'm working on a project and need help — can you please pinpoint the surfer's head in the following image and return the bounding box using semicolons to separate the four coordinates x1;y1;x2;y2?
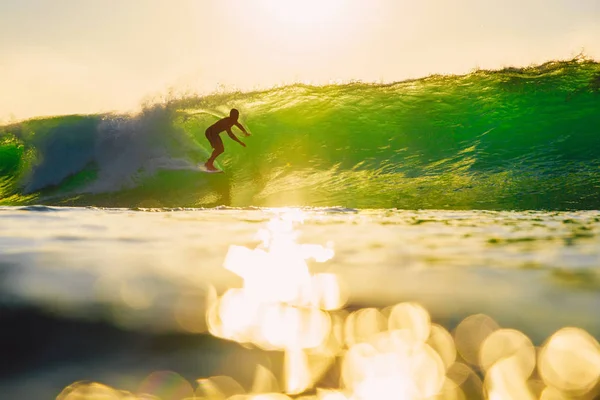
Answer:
230;108;240;121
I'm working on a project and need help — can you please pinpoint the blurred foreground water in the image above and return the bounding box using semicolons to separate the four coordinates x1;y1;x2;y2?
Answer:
1;206;599;399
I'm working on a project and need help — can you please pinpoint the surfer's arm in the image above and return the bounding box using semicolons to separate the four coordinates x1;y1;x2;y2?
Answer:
235;122;250;136
227;129;246;147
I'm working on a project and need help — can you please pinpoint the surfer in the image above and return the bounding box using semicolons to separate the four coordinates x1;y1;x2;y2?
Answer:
205;108;250;171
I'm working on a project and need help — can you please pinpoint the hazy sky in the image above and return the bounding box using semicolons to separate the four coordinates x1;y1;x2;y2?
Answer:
1;0;599;120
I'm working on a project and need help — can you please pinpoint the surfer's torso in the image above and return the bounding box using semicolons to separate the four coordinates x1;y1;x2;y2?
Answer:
206;117;235;136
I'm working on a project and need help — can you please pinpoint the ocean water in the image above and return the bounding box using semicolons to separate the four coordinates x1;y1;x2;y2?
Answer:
1;206;600;399
1;59;600;399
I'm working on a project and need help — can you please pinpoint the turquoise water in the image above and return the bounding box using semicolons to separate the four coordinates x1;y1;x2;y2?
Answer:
1;58;599;209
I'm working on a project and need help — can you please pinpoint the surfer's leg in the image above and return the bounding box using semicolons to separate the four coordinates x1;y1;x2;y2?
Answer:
206;133;224;170
206;150;221;169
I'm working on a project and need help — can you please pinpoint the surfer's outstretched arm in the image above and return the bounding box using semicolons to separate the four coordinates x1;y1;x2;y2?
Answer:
235;122;250;136
227;129;246;147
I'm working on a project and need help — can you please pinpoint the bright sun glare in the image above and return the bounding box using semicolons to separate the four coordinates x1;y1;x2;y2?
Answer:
256;0;345;25
245;0;357;52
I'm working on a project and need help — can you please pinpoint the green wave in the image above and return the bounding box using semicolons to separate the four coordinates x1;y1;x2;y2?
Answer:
1;58;600;209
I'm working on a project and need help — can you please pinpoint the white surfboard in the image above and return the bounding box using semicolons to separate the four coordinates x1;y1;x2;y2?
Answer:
198;163;224;173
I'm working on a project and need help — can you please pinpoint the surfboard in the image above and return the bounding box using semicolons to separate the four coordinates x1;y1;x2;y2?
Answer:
198;163;224;173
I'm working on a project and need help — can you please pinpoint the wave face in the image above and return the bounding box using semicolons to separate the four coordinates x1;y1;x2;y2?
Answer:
1;59;600;209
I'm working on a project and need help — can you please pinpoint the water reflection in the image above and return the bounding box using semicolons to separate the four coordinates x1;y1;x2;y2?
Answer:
56;210;600;400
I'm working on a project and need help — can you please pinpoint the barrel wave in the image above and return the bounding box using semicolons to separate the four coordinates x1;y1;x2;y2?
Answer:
2;58;600;209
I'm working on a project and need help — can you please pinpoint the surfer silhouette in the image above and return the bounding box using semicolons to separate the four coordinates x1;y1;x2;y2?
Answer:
205;108;250;171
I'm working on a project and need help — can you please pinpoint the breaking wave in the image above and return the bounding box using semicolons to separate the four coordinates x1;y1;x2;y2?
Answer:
1;58;600;210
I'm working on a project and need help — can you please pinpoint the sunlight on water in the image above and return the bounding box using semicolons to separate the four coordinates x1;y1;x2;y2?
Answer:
538;328;600;397
208;209;341;394
55;209;600;400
